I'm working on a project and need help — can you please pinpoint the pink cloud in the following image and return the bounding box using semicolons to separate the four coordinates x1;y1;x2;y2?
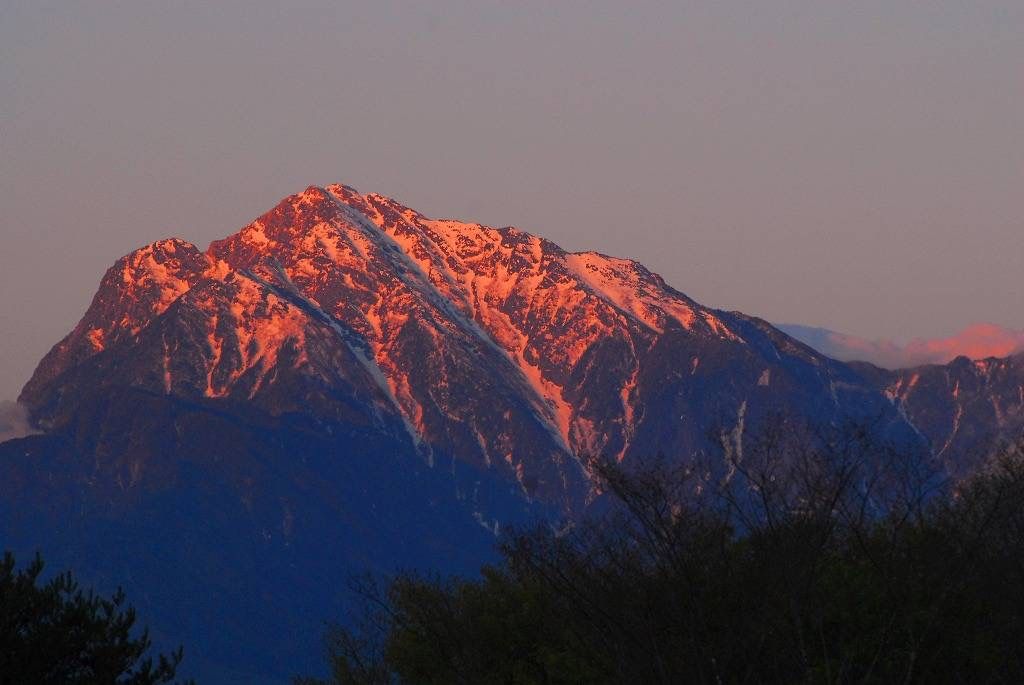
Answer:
901;323;1024;366
780;323;1024;369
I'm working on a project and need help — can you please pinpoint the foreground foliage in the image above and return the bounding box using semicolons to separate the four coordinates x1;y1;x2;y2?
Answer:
302;425;1024;684
0;552;186;684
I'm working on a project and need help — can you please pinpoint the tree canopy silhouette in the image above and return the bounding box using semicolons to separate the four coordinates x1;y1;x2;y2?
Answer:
0;551;187;684
300;422;1024;684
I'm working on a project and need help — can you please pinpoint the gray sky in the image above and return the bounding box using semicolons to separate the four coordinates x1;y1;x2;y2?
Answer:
2;1;1022;399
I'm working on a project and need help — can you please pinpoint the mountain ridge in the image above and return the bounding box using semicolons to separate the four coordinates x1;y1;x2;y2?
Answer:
848;352;1024;477
20;183;916;511
7;182;989;682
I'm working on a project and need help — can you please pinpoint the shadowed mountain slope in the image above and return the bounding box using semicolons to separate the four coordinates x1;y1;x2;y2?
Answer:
5;184;946;681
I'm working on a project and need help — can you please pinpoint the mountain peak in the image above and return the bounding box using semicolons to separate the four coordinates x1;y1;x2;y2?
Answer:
10;185;1020;685
22;183;919;499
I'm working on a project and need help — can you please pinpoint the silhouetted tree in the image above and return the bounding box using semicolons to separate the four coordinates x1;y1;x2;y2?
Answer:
0;552;187;684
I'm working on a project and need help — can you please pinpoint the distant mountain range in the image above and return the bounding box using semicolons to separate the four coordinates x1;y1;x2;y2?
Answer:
3;185;1021;682
847;354;1024;478
778;322;1024;369
782;324;1024;476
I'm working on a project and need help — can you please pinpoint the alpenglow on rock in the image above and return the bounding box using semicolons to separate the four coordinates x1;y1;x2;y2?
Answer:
20;184;915;509
9;183;996;681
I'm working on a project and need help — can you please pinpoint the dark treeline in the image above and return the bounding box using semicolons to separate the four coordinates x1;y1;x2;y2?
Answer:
300;422;1024;684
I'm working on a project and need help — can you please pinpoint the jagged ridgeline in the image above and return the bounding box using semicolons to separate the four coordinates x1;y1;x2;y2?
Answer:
8;184;1015;682
19;185;917;506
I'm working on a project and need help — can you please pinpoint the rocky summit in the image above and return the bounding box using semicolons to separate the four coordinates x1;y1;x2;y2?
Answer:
5;184;1016;682
19;185;917;507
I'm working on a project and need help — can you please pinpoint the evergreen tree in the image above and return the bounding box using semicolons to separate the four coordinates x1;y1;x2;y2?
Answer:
0;551;188;684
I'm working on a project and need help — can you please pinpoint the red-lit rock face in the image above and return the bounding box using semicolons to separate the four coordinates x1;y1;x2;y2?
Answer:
9;185;1019;685
20;238;211;399
202;185;747;463
20;184;922;505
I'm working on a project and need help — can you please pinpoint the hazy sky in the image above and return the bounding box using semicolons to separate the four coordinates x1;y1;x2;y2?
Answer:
2;1;1022;399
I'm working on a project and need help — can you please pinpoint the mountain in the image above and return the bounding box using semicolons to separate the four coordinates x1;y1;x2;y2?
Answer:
4;184;927;681
19;185;914;501
779;322;1024;473
849;354;1024;478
